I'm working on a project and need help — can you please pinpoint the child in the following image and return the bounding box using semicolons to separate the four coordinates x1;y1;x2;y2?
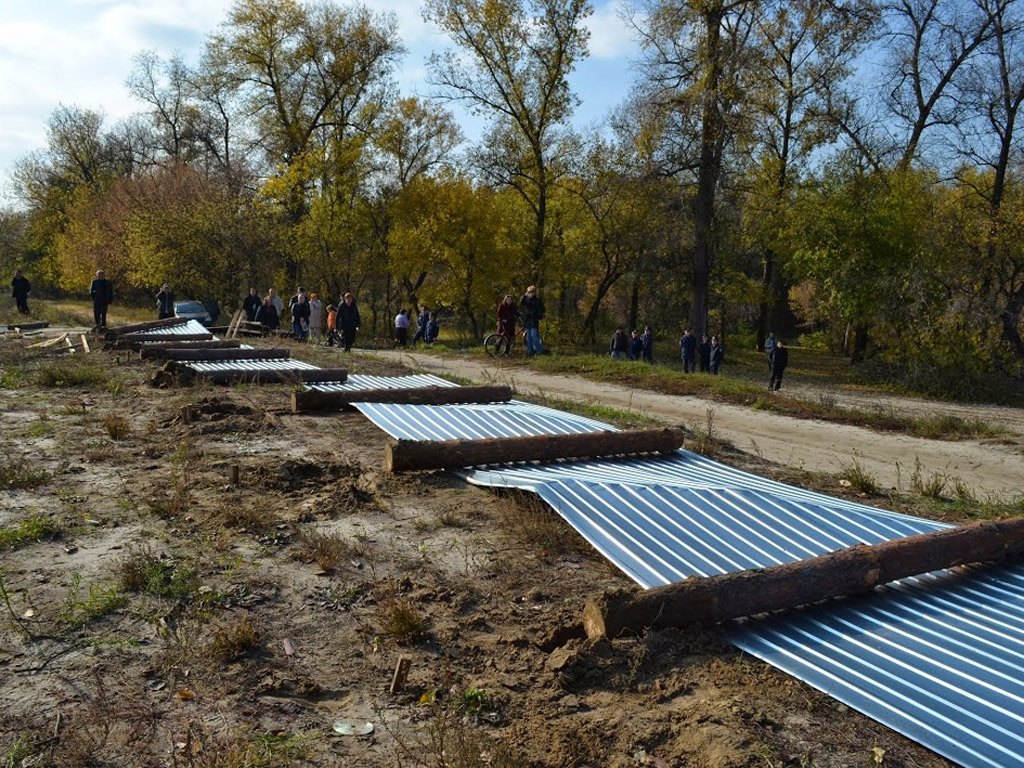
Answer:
325;304;338;347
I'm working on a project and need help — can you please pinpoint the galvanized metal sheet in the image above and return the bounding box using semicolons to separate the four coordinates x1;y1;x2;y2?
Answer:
187;359;320;373
310;373;459;392
729;562;1024;768
123;319;210;336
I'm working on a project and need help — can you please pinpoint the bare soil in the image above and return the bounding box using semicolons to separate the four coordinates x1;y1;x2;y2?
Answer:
0;338;980;767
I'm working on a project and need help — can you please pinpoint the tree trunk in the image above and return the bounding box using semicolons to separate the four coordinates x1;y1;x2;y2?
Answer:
584;517;1024;639
386;427;686;473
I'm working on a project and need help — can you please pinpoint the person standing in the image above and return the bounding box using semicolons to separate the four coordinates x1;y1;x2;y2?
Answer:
394;308;410;347
337;292;361;352
520;285;545;356
412;305;430;344
640;326;654;363
291;293;310;341
90;269;114;329
610;327;628;360
698;333;712;373
425;312;439;343
709;335;724;375
308;293;324;342
254;296;279;335
768;339;789;391
496;294;519;340
267;288;284;317
325;304;338;346
679;328;697;373
764;331;777;358
156;283;175;319
628;329;643;361
11;270;31;315
242;287;261;322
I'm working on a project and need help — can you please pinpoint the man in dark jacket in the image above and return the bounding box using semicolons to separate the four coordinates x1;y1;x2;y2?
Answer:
679;328;697;373
337;292;361;352
610;327;628;359
242;288;261;322
768;339;789;391
11;270;31;314
520;285;545;356
709;335;724;375
90;269;114;329
156;283;175;319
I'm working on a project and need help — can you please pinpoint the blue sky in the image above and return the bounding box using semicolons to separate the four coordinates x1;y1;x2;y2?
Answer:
0;0;637;203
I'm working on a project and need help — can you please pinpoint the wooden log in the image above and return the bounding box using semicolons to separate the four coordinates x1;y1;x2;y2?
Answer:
79;334;90;354
104;317;190;338
386;427;686;473
140;347;291;361
113;332;214;346
292;384;513;413
27;333;68;350
7;321;50;331
582;517;1024;639
123;338;241;352
196;367;348;385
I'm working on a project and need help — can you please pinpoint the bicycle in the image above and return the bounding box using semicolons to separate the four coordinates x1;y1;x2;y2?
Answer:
484;327;520;356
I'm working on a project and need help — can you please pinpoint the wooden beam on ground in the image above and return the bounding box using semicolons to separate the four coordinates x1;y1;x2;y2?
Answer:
104;317;190;338
196;367;348;385
225;309;244;338
582;517;1024;639
385;427;686;473
7;321;50;331
140;347;290;362
123;338;241;352
292;384;513;413
112;332;214;347
27;333;69;349
79;334;90;354
236;321;264;337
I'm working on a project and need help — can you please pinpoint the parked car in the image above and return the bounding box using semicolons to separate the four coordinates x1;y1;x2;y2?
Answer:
174;300;213;326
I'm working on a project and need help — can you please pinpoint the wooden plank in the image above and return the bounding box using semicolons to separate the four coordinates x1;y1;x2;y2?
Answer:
112;332;214;346
27;333;69;349
292;384;513;413
582;517;1024;639
123;339;241;352
385;427;687;473
140;347;291;362
79;334;91;354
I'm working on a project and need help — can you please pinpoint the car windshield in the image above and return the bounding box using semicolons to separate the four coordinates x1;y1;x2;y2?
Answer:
175;301;206;314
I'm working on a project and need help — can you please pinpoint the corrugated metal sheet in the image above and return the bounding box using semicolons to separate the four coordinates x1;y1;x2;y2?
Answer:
310;373;460;392
187;359;320;374
129;319;210;336
344;393;1023;767
729;563;1024;768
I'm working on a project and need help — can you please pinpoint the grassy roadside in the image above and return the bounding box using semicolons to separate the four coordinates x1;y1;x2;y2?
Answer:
497;350;1010;441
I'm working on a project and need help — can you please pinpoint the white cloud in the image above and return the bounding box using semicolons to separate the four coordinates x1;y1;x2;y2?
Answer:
587;0;637;60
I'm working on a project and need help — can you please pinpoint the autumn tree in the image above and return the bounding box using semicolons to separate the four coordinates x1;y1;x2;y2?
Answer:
424;0;591;283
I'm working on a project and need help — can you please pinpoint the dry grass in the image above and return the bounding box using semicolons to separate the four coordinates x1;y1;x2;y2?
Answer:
495;492;593;558
102;413;131;440
380;598;427;644
292;528;354;572
209;613;262;662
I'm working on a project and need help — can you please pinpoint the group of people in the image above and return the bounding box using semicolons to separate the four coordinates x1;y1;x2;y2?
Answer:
678;329;724;375
394;306;440;347
242;287;363;351
610;327;654;362
490;285;546;356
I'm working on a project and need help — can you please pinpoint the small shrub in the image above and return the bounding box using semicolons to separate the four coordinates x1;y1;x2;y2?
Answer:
839;458;880;495
115;544;199;599
381;598;426;644
293;529;352;572
0;513;60;551
0;454;51;490
36;364;107;388
210;613;262;662
59;574;127;629
911;457;947;499
102;414;131;440
690;407;721;459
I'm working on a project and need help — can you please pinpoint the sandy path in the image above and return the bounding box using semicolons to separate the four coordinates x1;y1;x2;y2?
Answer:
362;350;1024;503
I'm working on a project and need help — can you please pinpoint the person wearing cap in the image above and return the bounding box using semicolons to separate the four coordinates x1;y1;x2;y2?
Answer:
519;285;545;356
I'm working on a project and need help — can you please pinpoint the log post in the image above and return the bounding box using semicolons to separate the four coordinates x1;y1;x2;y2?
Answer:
125;339;242;352
292;384;513;413
197;368;348;385
582;517;1024;639
386;428;686;473
140;347;291;362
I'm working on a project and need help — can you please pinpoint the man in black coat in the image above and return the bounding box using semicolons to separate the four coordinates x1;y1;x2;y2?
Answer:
90;269;114;329
156;283;175;319
519;285;545;356
11;270;31;314
768;339;789;391
242;288;261;322
337;292;361;352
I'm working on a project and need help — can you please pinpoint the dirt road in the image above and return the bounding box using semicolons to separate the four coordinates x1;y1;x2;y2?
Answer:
363;350;1024;503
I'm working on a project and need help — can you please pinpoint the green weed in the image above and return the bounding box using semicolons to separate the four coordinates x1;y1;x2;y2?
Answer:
0;513;59;550
839;459;881;495
115;544;200;600
59;574;127;629
0;454;51;491
381;598;427;645
36;363;107;388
